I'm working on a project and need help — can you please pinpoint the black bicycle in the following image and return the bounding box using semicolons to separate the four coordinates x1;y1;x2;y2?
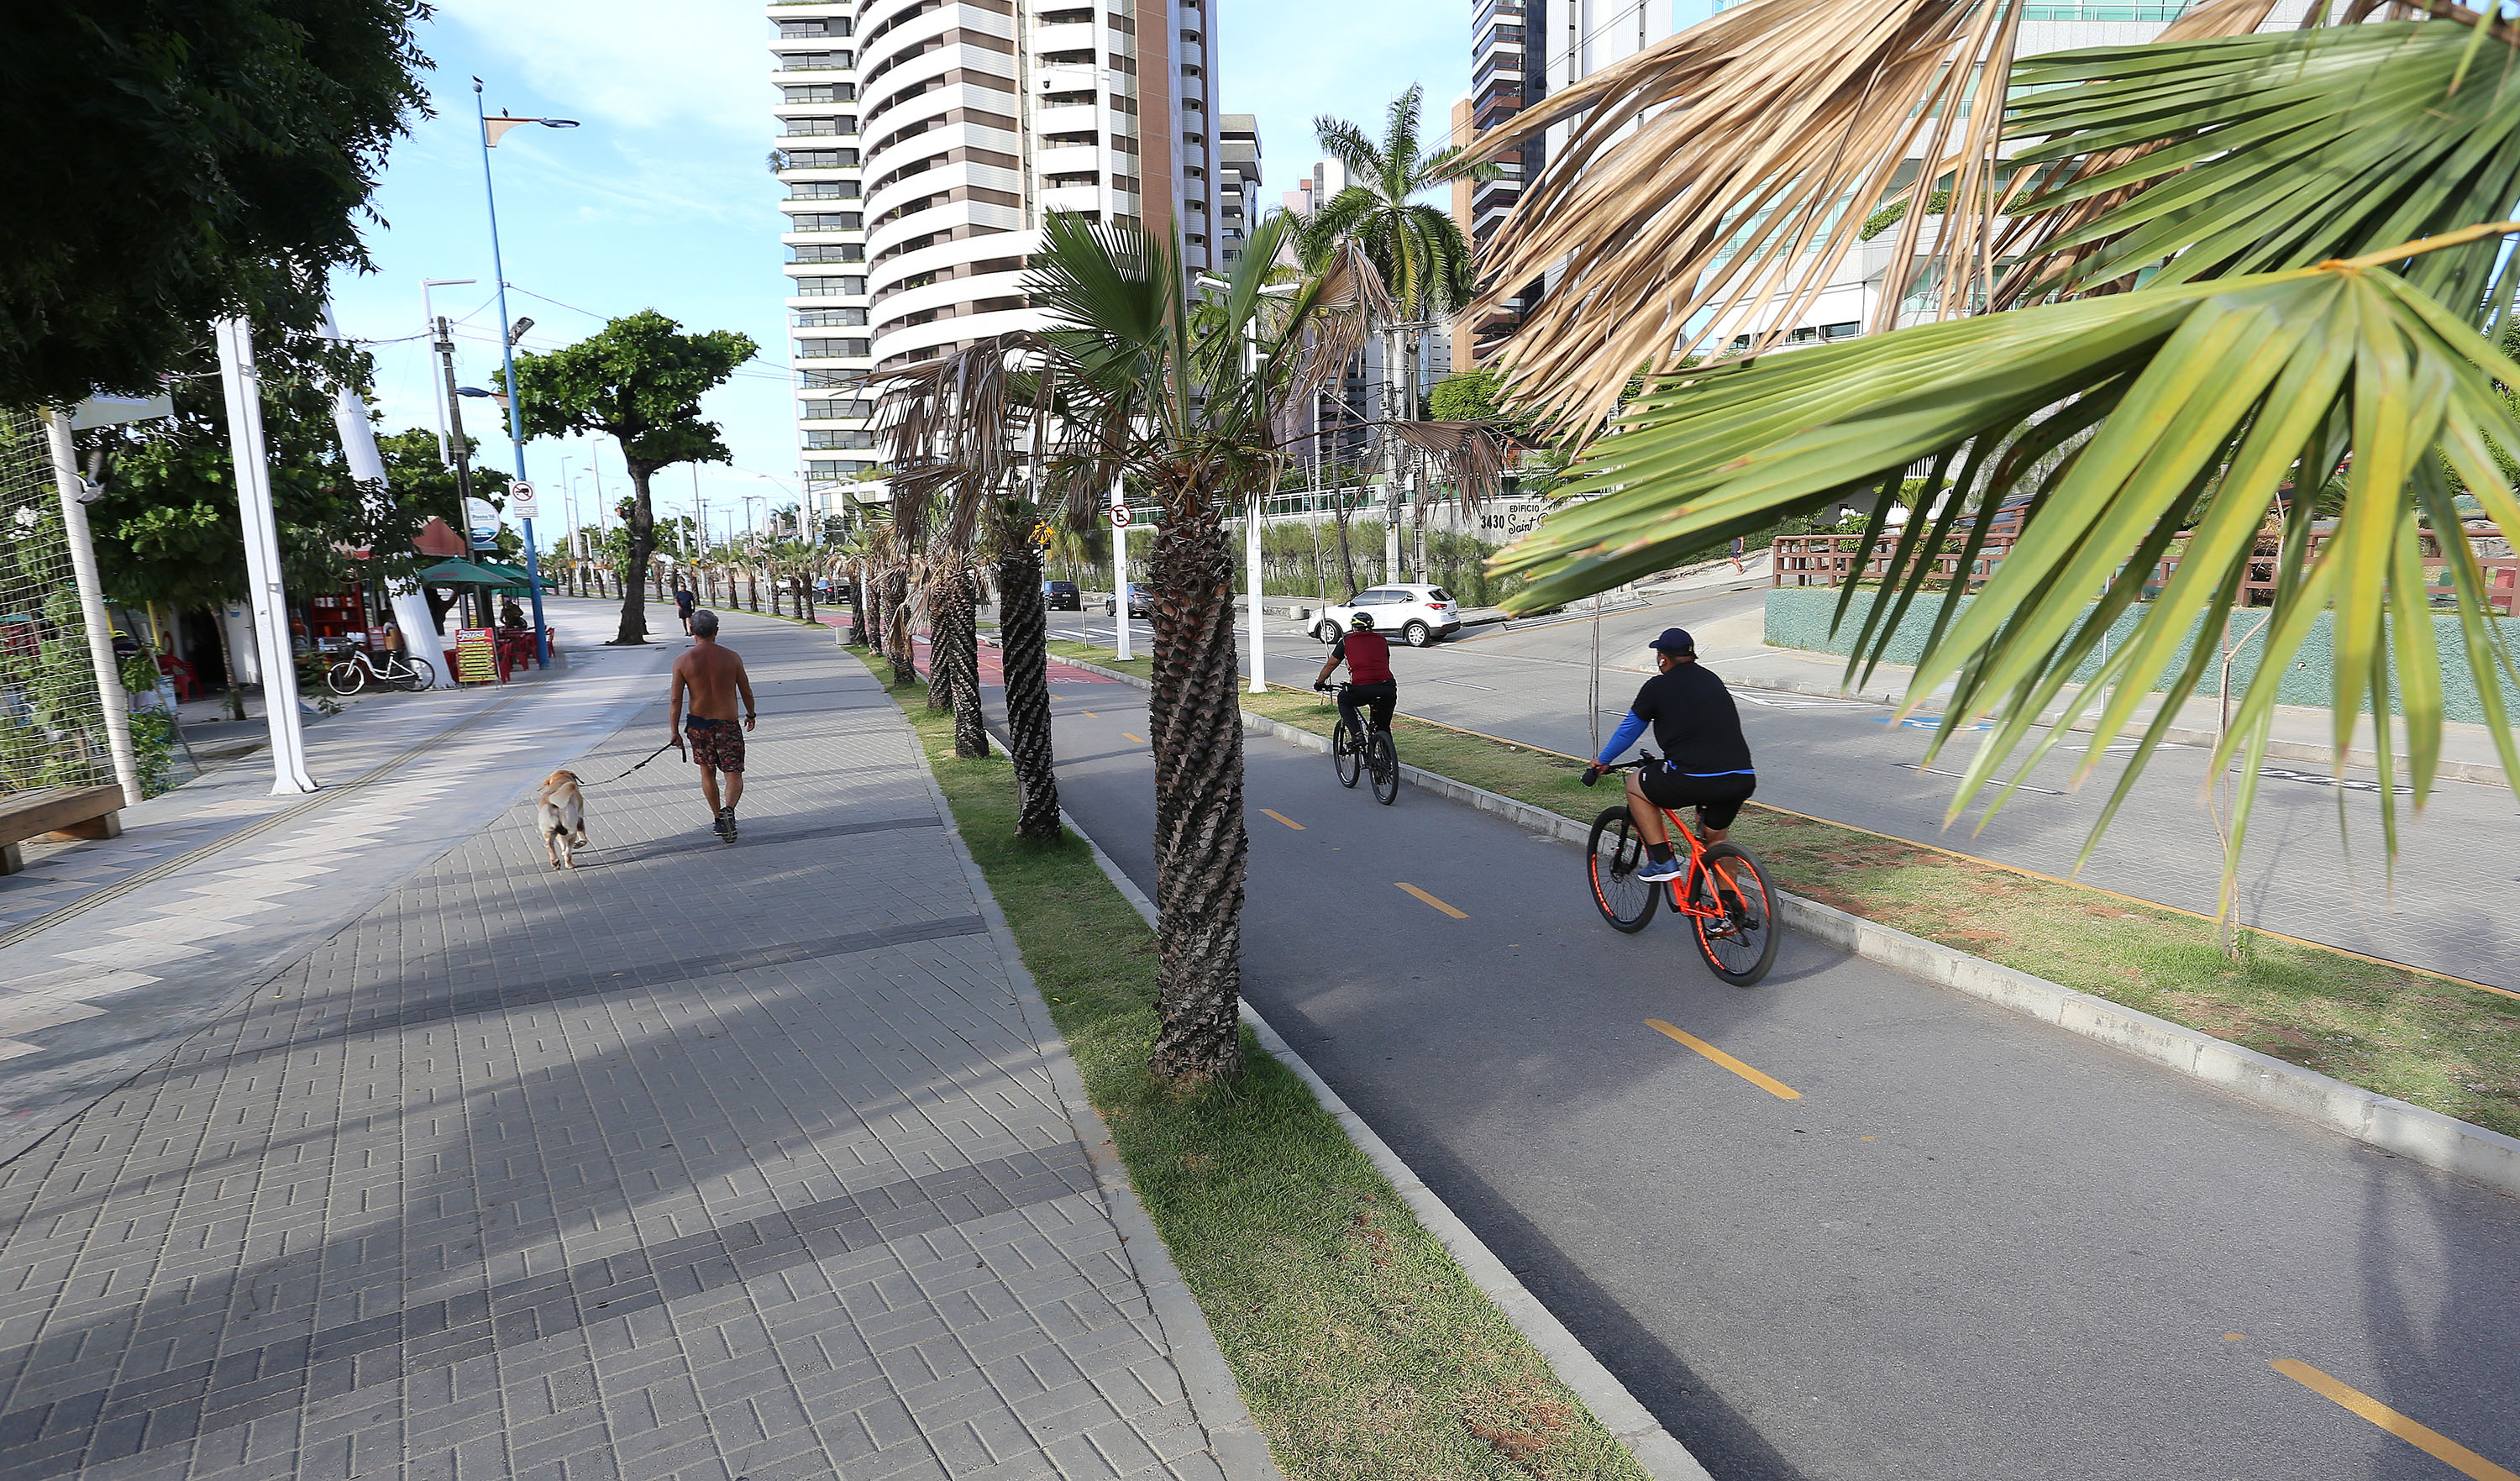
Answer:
1321;683;1399;805
1585;754;1778;985
325;647;437;696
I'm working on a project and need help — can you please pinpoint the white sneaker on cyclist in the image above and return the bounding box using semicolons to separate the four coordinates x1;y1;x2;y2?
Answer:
1635;855;1684;882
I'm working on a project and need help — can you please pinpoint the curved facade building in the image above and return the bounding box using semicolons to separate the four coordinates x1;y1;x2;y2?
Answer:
769;0;1226;508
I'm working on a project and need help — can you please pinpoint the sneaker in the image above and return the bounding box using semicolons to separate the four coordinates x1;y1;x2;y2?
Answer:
1635;855;1684;883
711;808;732;838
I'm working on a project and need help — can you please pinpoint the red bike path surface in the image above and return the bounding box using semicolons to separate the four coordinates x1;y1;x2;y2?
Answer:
915;644;2520;1481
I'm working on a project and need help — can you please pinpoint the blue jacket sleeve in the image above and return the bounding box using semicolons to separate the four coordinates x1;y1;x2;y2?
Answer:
1595;711;1649;766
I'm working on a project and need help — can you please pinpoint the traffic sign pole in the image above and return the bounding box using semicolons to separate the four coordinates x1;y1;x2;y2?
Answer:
1110;477;1131;663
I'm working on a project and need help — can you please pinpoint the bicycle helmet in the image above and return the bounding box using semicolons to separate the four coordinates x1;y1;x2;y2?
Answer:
1349;611;1374;630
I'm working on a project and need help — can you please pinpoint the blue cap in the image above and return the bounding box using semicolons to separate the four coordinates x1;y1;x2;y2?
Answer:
1651;627;1696;654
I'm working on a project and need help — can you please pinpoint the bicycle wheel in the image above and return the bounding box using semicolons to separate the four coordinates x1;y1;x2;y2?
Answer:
1690;843;1778;986
1333;717;1362;788
405;659;437;692
1587;806;1659;933
325;660;366;696
1368;730;1399;805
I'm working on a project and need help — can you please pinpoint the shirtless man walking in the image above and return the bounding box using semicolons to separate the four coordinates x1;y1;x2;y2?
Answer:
667;610;758;838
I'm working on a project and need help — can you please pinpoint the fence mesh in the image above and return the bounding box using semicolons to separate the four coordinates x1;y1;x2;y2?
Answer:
0;409;114;795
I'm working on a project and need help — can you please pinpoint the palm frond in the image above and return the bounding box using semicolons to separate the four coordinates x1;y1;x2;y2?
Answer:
1998;14;2520;322
1466;0;2028;444
1494;241;2520;890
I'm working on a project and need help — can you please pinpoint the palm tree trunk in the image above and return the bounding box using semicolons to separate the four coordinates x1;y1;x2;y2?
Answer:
885;568;916;686
932;566;989;756
1330;492;1358;597
995;544;1062;841
1143;506;1247;1084
849;565;869;647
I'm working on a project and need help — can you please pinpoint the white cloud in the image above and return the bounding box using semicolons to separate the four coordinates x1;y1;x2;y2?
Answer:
432;0;771;137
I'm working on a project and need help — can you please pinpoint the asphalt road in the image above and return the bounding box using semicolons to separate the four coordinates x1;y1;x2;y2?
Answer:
1053;592;2519;988
1021;672;2520;1481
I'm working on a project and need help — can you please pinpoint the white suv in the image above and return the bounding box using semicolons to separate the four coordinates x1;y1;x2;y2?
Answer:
1311;584;1462;647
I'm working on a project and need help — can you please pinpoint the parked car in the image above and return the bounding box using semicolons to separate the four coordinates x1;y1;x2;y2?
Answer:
816;576;853;602
1311;584;1462;647
1104;583;1148;619
1042;580;1081;611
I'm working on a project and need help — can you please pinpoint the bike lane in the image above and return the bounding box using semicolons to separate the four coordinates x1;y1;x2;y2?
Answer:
1024;676;2520;1481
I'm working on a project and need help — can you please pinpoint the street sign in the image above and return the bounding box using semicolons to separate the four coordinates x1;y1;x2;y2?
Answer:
465;496;501;550
510;481;537;518
1032;520;1055;548
1110;506;1132;528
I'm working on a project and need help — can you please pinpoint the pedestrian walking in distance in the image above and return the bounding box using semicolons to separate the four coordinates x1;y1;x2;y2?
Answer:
674;581;697;636
668;611;757;839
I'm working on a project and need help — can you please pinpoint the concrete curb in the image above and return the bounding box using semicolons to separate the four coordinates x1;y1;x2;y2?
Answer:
1054;806;1713;1481
1736;667;2513;790
1052;649;2520;1203
885;662;1284;1481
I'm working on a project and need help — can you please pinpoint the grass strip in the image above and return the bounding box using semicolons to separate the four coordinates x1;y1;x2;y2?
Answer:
861;649;1651;1481
1048;639;2520;1142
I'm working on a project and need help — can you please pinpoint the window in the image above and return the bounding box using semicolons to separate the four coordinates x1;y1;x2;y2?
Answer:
777;18;849;37
790;276;857;297
781;51;849;71
795;338;872;358
801;399;877;419
794;307;869;327
1183;97;1204;112
787;212;864;232
790;244;863;264
806;459;876;477
781;114;858;136
783;149;858;169
1038;6;1093;19
787;180;862;200
800;370;858;388
782;84;851;103
804;428;877;449
1047;171;1099;188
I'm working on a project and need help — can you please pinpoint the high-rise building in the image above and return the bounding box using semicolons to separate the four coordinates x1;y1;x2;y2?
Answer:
1216;114;1261;266
767;0;1223;515
1456;0;1550;365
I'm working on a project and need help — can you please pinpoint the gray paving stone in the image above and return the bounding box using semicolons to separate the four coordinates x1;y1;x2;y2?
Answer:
0;617;1238;1480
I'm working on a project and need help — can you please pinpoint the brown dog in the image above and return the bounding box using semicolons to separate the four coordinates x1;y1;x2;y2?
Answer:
536;769;588;869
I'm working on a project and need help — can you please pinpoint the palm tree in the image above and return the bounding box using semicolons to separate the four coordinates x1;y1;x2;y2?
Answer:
1472;0;2520;901
1298;87;1494;580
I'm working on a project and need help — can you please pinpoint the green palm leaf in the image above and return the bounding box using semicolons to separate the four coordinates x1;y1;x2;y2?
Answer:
1496;247;2520;895
2002;20;2520;319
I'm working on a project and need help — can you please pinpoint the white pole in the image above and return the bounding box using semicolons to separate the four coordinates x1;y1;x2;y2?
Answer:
323;306;447;685
213;317;318;795
41;410;143;807
1246;490;1266;693
1588;591;1604;755
1110;474;1131;663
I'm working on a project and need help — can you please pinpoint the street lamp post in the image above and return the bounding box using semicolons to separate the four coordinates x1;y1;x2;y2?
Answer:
473;80;579;666
420;278;477;468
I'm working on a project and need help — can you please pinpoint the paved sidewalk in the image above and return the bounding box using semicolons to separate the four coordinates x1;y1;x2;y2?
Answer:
0;613;1245;1481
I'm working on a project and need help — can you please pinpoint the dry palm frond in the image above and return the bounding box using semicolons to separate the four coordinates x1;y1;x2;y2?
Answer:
1281;240;1389;420
1465;0;2026;444
1385;420;1511;509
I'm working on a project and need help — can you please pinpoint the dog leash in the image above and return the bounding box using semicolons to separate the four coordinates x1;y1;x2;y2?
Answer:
585;738;684;786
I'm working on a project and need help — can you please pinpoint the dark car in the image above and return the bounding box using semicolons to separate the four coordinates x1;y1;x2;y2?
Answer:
1042;580;1081;611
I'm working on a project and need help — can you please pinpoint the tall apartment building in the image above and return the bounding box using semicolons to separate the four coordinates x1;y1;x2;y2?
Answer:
1216;114;1262;266
1454;1;2311;365
767;0;1224;515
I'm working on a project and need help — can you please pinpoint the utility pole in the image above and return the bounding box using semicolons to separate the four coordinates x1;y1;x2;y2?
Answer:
213;317;318;795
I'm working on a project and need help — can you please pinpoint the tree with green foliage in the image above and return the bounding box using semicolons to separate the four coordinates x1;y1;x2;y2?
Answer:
1;1;429;407
375;427;512;627
504;312;757;645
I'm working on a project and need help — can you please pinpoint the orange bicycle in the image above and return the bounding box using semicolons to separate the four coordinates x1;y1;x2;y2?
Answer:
1586;754;1779;985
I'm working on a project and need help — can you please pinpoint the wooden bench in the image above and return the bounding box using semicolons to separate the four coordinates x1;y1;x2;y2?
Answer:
0;785;125;874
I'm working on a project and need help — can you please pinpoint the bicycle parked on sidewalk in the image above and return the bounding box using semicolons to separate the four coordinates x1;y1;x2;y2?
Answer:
325;647;437;696
1586;754;1777;985
1324;683;1399;805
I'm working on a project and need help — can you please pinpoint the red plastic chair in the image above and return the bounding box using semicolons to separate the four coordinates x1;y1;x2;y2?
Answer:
157;655;202;703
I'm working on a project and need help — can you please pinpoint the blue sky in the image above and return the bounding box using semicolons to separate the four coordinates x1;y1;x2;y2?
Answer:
331;1;1714;544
